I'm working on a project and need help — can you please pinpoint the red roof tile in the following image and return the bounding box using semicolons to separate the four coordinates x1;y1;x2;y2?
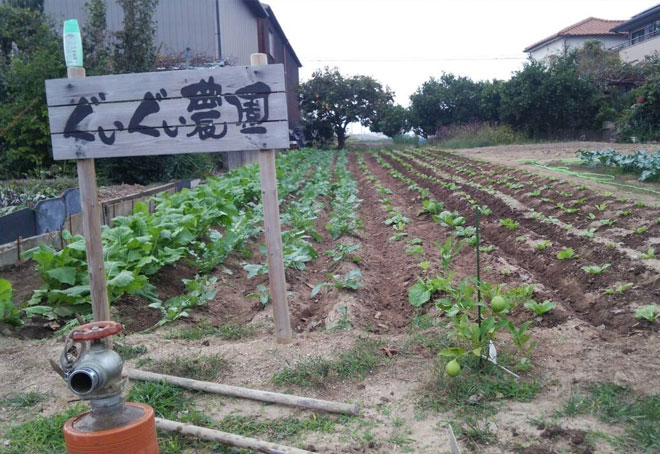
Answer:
525;17;626;52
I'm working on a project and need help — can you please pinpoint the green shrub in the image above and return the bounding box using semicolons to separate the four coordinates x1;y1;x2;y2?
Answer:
437;122;524;148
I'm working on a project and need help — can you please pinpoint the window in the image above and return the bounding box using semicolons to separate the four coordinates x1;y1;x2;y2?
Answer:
268;29;275;57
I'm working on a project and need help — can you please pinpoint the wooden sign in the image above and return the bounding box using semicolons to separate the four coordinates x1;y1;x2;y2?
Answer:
46;64;290;160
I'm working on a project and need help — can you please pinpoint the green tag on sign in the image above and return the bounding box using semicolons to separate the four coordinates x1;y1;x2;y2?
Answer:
63;19;83;67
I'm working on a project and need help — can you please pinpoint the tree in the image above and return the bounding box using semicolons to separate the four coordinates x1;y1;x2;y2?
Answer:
299;67;393;149
114;0;158;73
371;104;410;138
83;0;113;75
0;3;65;176
409;73;486;137
499;56;602;137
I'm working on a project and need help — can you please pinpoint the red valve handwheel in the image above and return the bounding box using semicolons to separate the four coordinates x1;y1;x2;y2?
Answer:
71;321;121;341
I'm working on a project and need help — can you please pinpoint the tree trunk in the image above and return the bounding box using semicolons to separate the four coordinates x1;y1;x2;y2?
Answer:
336;128;346;149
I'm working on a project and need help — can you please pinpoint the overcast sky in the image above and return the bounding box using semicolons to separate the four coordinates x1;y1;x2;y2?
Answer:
266;0;657;106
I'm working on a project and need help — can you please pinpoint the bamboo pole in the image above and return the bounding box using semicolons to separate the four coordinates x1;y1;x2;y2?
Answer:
251;52;292;344
123;368;359;416
156;418;314;454
69;66;110;322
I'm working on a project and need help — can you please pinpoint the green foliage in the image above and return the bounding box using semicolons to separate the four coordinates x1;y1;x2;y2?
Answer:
635;305;659;322
149;275;218;325
562;382;660;451
604;282;634;295
371;104;410;138
311;269;363;298
618;60;660;142
99;153;215;185
113;0;158;73
148;354;228;381
437;122;524;149
0;278;21;325
523;299;556;316
1;391;47;409
272;338;383;388
556;248;577;260
0;405;84;454
300;67;393;148
535;240;551;251
581;263;611;275
499;56;602;137
83;0;112;75
0;4;65;176
409;74;499;137
499;218;519;230
578;149;660;182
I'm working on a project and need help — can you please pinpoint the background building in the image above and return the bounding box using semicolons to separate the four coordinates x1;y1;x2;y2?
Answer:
524;17;627;60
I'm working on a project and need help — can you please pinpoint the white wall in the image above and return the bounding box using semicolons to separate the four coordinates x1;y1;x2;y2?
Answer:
620;34;660;62
529;35;627;60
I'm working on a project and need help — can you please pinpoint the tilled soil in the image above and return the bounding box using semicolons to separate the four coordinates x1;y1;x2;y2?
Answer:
1;147;659;454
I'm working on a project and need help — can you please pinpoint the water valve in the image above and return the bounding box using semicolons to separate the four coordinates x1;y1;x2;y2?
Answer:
60;321;125;408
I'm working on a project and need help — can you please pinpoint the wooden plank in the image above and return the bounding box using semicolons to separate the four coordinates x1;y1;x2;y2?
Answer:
251;53;292;344
48;92;288;134
46;64;286;106
51;120;290;160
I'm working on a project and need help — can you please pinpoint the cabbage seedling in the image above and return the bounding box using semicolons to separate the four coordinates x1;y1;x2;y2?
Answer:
556;248;577;260
635;305;659;322
524;299;556;316
581;263;611;275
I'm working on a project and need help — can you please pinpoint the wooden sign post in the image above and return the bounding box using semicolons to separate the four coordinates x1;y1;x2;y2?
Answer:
47;55;293;343
68;66;111;322
251;53;292;344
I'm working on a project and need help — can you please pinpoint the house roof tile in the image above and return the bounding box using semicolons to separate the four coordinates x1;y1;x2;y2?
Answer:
524;17;626;52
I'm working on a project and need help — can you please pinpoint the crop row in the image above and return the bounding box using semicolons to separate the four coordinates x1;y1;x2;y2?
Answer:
9;150;317;327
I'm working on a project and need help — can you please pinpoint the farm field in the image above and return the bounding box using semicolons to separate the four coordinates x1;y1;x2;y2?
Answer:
1;146;659;454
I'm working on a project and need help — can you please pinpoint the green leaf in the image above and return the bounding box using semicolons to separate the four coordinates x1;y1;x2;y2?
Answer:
108;270;135;288
438;347;466;358
408;282;431;307
46;267;77;286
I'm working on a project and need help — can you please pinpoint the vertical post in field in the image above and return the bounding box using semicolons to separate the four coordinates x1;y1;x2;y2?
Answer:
251;53;292;344
69;66;111;322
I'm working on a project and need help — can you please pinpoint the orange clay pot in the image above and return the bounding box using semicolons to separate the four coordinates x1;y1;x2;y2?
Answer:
63;402;158;454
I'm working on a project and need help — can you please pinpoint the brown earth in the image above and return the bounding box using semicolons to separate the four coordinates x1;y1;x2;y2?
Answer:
1;147;659;454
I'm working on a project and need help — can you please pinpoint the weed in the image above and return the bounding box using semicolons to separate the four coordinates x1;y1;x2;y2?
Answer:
247;284;270;307
216;414;339;442
272;338;383;388
113;343;148;360
166;321;255;341
562;383;660;451
148;355;229;381
0;391;47;410
0;405;84;453
311;269;364;298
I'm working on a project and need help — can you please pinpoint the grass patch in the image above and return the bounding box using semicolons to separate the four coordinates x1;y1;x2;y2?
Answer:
0;405;84;453
166;322;256;341
148;354;229;381
113;343;148;360
1;391;47;410
420;355;539;447
273;338;384;389
561;382;660;452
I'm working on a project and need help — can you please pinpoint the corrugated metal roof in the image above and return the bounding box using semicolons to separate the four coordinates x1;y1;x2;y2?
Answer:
525;17;626;52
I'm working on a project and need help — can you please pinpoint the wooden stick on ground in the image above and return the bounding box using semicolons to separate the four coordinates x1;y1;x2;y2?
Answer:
123;367;359;416
156;418;314;454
